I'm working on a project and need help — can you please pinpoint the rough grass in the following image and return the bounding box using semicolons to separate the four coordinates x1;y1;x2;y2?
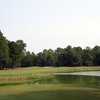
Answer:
0;84;100;100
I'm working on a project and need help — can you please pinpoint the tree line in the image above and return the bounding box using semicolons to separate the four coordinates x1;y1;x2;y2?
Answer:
1;31;100;69
0;31;26;70
21;45;100;67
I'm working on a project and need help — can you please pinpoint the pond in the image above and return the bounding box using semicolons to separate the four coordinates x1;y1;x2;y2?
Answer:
1;71;100;87
24;71;100;86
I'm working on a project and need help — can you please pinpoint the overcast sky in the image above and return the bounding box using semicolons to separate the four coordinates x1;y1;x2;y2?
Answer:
0;0;100;54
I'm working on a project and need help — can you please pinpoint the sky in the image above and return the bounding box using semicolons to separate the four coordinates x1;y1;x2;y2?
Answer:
0;0;100;54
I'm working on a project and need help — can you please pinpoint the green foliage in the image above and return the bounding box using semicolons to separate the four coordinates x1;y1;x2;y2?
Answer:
82;47;93;66
21;45;100;67
0;31;9;69
1;30;100;68
8;41;20;67
0;31;26;69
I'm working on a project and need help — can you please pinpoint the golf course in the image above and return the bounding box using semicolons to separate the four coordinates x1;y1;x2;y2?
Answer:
0;66;100;100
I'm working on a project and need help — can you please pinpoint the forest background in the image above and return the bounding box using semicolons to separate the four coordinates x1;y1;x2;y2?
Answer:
0;30;100;70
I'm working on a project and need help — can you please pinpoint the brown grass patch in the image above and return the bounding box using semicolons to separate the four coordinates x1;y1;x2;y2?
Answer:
0;68;24;71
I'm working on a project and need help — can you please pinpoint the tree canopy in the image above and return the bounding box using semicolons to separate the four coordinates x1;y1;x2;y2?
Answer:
21;45;100;67
0;31;100;69
0;31;26;69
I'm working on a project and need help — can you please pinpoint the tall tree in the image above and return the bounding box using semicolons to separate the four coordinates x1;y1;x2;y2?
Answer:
16;40;26;67
73;47;83;66
55;47;64;66
46;49;55;66
37;52;43;66
82;46;93;66
42;49;48;66
64;45;76;66
8;41;20;68
92;45;100;66
0;31;9;69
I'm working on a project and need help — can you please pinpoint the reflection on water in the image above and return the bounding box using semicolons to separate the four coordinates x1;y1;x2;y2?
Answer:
53;71;100;76
36;71;100;85
1;71;100;87
55;75;100;85
23;75;100;86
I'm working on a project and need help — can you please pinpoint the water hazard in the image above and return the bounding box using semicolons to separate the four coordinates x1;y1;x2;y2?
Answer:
1;71;100;87
24;71;100;86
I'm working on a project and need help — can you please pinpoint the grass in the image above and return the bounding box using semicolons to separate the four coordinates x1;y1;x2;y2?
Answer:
0;84;100;100
0;66;100;100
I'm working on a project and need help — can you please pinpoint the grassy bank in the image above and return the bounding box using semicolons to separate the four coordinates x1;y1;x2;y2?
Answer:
0;66;100;82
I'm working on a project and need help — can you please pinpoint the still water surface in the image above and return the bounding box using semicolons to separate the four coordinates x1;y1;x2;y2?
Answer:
25;71;100;86
1;71;100;86
54;71;100;76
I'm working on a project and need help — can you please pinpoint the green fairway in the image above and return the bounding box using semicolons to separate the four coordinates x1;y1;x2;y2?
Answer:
0;66;100;100
0;84;100;100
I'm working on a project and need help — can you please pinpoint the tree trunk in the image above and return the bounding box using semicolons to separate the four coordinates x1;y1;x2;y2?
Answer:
6;66;7;70
0;65;2;70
